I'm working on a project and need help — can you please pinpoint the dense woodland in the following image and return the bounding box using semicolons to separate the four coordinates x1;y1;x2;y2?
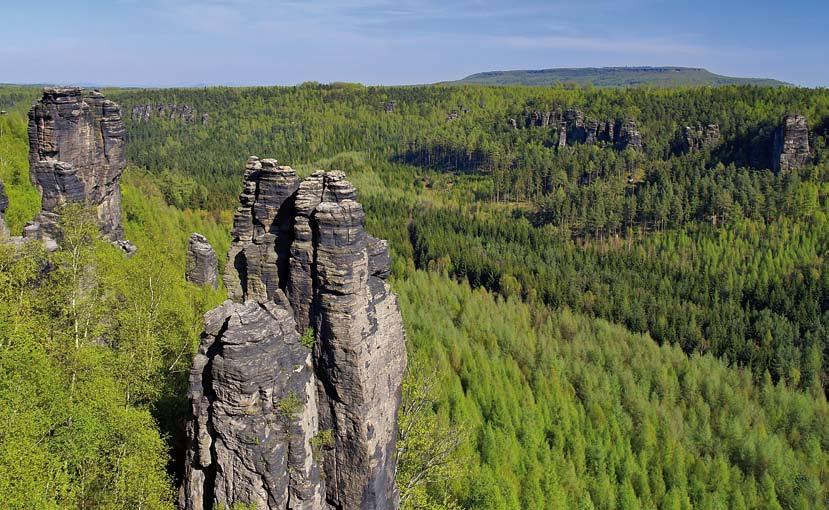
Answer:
1;83;828;509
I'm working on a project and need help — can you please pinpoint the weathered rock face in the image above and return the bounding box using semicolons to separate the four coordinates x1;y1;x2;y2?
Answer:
773;114;812;173
183;158;407;510
515;107;641;151
27;87;127;242
556;123;567;149
616;119;643;151
679;123;721;153
0;179;8;237
309;171;405;510
565;108;587;144
186;233;219;288
224;157;300;303
131;103;207;124
181;297;326;510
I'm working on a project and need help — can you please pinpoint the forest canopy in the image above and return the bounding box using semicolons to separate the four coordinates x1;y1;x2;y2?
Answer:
1;82;828;509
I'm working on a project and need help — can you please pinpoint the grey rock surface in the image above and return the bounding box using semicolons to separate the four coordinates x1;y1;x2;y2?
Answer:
181;298;327;510
310;172;406;510
131;103;205;124
27;87;129;243
186;233;219;288
224;157;300;303
680;123;721;153
616;119;643;151
183;158;407;510
0;179;8;237
773;114;812;173
517;107;641;151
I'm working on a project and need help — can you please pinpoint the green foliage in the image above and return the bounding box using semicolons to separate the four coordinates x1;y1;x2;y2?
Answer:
397;358;466;510
410;204;829;393
0;110;40;233
0;162;226;508
300;327;316;349
106;84;829;211
310;429;334;462
0;212;174;509
398;270;829;509
277;391;303;418
3;82;829;509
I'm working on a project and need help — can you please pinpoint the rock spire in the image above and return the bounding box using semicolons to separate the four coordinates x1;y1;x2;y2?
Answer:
773;114;812;173
26;87;133;252
181;157;407;510
186;233;219;288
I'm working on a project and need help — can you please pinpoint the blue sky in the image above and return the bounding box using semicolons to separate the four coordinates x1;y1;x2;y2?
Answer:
1;0;827;87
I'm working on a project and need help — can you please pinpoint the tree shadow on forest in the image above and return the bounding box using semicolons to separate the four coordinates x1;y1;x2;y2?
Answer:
711;121;777;171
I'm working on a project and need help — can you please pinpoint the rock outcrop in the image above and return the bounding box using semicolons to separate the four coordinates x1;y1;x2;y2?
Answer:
182;298;326;510
513;107;641;151
186;233;219;288
773;114;812;173
0;179;8;237
26;88;132;250
223;157;300;303
616;119;643;151
680;123;721;153
131;103;208;125
182;158;407;510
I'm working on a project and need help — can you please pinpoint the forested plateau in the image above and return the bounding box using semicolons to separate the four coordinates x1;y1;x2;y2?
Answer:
0;82;828;509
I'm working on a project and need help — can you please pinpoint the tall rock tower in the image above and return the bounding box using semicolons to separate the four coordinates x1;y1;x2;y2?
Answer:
181;157;407;510
773;114;812;173
27;87;129;244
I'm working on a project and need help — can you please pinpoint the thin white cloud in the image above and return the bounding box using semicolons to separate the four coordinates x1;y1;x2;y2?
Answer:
495;35;708;55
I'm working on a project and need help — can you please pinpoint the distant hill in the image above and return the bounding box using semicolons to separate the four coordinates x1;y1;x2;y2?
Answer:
451;66;791;87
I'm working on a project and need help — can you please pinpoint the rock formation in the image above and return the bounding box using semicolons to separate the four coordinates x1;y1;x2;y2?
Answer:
26;88;133;251
0;179;8;237
565;108;587;144
680;123;721;153
773;114;812;173
186;233;219;288
514;107;641;151
182;297;326;510
131;103;207;125
616;119;643;151
556;124;567;149
182;158;407;510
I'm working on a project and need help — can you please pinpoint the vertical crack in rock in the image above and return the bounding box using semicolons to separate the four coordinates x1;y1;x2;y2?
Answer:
288;171;324;333
184;158;406;510
27;88;132;251
224;157;300;303
311;172;405;510
182;297;326;510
